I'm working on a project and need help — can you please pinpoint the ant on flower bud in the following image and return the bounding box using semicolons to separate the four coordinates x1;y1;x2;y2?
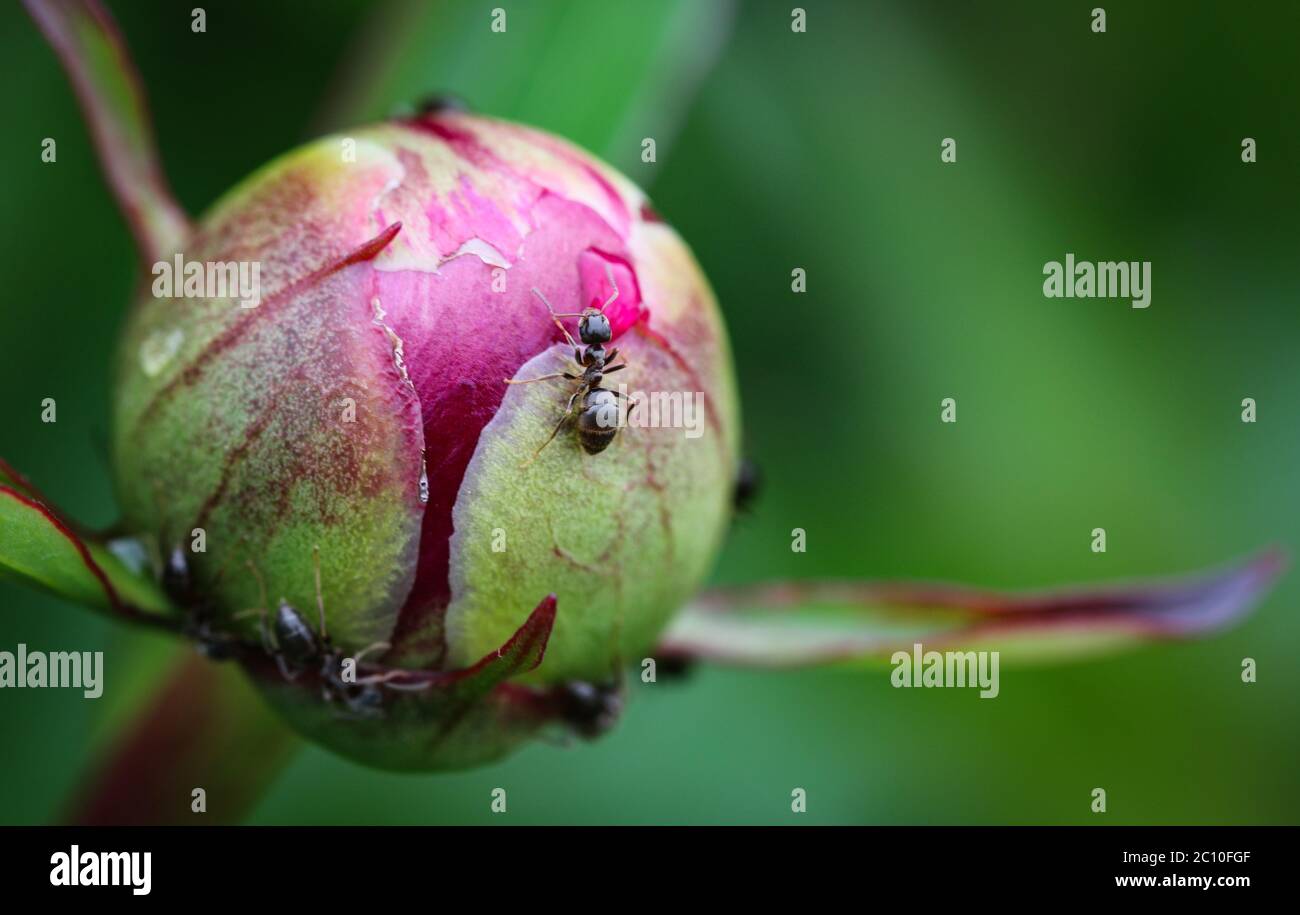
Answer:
505;262;635;465
159;543;243;661
415;92;470;116
555;680;623;739
732;457;762;515
241;548;394;718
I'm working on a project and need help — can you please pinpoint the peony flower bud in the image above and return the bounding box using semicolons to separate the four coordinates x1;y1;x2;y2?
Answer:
111;111;739;727
11;0;1281;794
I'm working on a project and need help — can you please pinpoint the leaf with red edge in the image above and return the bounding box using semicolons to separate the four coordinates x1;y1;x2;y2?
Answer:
0;457;40;500
250;594;562;772
0;462;177;625
377;592;557;703
658;550;1286;667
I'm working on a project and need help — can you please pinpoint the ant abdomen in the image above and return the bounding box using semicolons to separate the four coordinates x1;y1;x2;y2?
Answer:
273;601;320;669
577;389;619;454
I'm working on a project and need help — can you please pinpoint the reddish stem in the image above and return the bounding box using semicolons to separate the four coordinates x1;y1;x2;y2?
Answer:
24;0;190;264
67;652;298;825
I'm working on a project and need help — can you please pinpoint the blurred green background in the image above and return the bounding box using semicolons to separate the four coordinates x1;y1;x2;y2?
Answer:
2;0;1297;824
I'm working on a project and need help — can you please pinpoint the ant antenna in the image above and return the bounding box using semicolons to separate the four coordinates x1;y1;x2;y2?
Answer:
540;263;621;319
531;287;579;349
598;262;619;313
246;561;268;612
243;561;272;653
353;641;389;664
312;545;326;639
209;533;250;588
519;388;584;469
365;670;433;691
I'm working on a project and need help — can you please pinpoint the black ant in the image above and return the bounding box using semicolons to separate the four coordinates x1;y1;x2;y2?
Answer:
733;457;762;515
505;263;634;465
654;653;696;682
242;549;393;717
153;479;247;658
416;92;469;115
159;543;245;661
554;680;623;739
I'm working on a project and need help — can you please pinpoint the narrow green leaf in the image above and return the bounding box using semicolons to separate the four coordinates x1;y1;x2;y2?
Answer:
23;0;189;263
0;475;177;624
317;0;737;174
660;551;1286;667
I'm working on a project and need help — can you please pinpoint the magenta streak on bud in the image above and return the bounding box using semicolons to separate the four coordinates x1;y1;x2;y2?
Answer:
136;221;404;436
356;121;656;666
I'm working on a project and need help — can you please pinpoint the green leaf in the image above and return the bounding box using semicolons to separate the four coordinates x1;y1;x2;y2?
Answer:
0;468;177;624
316;0;737;174
660;551;1286;667
22;0;190;264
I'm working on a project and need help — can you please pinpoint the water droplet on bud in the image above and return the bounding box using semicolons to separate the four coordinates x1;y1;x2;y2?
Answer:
139;328;184;377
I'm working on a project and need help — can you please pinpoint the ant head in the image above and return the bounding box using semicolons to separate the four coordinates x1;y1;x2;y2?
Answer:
578;311;612;345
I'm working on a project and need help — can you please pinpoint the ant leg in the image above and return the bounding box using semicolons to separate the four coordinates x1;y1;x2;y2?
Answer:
598;262;619;313
352;641;390;664
602;363;626;376
312;545;326;639
355;668;406;687
246;561;269;609
605;347;619;364
369;671;433;691
242;561;273;652
504;371;576;386
520;384;585;469
256;610;273;655
233;605;275;655
275;653;299;682
624;392;639;422
521;411;573;469
531;288;579;348
228;602;272;668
